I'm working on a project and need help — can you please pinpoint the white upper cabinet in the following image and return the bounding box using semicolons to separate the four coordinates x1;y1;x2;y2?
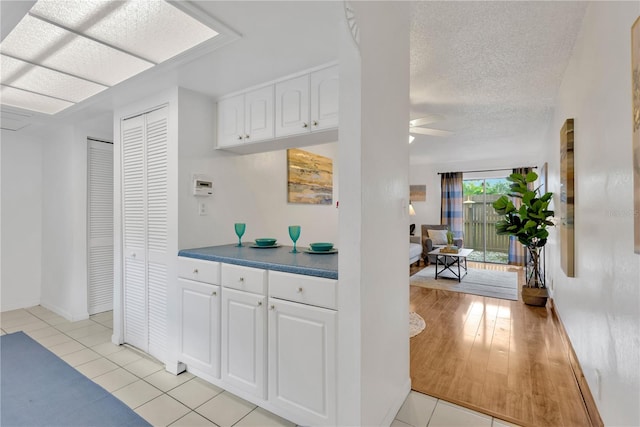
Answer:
310;65;339;131
275;65;339;138
216;63;338;152
245;86;275;142
217;94;245;148
217;86;274;147
275;74;310;137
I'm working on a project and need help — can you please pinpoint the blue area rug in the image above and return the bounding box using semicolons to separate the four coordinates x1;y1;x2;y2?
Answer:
1;331;150;427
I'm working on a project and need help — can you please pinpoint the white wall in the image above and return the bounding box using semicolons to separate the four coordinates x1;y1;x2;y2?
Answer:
545;3;640;425
39;116;113;321
178;87;339;250
338;3;411;425
0;131;43;311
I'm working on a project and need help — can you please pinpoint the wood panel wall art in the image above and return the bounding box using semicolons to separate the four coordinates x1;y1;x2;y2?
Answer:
410;185;426;201
560;119;575;277
287;148;333;205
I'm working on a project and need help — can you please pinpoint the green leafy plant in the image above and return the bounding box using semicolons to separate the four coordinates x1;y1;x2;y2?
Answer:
492;171;554;288
446;230;454;246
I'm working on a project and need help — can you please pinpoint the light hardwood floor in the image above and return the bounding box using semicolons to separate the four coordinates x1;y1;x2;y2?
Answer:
409;261;592;427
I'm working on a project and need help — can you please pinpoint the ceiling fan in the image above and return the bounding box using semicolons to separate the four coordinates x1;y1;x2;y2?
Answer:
409;114;453;142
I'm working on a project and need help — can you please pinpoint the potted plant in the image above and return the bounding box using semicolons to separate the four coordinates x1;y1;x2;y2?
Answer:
492;171;554;306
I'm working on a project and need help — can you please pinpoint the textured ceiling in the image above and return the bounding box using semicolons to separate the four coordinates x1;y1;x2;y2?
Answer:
408;1;587;165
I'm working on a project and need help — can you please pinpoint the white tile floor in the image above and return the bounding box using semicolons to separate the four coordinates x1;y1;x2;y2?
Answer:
1;306;518;427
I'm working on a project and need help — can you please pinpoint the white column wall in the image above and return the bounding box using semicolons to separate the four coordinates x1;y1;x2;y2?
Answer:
545;3;640;425
0;131;43;311
40;117;113;321
338;3;411;425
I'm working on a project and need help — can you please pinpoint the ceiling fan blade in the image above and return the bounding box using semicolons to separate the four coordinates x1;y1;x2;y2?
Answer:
410;114;444;128
410;127;453;137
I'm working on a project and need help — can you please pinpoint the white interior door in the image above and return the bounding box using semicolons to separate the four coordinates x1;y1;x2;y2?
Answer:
145;107;169;361
121;106;169;359
87;139;114;315
122;114;148;351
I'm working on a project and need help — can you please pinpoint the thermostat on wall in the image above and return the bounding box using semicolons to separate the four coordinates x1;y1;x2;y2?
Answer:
193;174;213;196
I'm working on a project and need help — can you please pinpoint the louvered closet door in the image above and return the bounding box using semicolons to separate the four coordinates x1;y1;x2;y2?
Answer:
122;114;148;352
88;139;114;315
145;107;169;360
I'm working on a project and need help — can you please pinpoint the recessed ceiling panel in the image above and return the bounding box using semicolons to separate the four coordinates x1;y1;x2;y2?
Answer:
1;55;108;103
0;85;73;114
0;14;153;86
31;0;219;63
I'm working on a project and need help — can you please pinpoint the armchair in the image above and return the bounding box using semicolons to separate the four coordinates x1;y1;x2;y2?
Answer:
420;224;464;265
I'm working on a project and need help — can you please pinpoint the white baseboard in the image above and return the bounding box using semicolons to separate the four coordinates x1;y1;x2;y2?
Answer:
380;378;411;426
0;298;41;312
39;301;89;321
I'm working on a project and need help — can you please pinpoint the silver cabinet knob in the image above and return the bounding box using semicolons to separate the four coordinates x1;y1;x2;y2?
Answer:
245;134;250;139
313;120;318;126
193;268;198;274
303;122;308;128
297;287;303;293
239;277;244;282
212;291;217;296
270;305;275;310
258;301;263;306
238;135;243;140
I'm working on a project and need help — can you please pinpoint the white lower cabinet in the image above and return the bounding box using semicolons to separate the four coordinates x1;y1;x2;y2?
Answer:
268;297;337;426
221;287;267;399
177;278;220;378
177;257;221;379
177;259;338;425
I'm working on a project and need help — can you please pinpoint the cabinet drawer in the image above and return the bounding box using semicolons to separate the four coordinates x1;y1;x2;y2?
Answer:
178;257;220;284
268;271;337;310
221;264;267;295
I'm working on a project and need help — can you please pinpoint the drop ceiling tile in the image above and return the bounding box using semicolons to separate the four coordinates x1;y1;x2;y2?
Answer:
0;85;72;114
31;0;219;63
1;55;107;103
0;15;153;86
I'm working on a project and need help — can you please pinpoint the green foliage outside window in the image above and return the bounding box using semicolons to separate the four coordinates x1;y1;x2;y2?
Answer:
463;179;511;195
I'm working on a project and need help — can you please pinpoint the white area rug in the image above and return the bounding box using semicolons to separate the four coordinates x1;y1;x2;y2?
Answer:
409;312;426;338
410;265;518;301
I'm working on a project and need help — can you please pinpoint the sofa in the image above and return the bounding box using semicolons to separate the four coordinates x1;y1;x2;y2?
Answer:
410;236;422;266
421;224;464;265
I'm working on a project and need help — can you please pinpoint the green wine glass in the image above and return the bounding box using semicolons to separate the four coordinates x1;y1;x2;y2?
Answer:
288;225;301;253
234;223;246;247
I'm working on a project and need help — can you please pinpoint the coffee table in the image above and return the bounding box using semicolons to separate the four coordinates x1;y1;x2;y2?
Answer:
428;247;474;282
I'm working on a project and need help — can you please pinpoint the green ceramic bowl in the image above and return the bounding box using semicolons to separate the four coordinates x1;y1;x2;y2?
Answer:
255;238;277;246
309;242;334;252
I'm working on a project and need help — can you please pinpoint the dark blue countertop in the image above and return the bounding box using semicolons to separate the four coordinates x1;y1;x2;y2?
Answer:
178;244;338;279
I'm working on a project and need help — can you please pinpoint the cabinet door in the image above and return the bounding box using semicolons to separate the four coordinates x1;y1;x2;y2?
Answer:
275;74;310;137
268;298;336;425
244;86;274;142
310;65;339;131
217;94;245;147
178;278;220;377
222;288;266;398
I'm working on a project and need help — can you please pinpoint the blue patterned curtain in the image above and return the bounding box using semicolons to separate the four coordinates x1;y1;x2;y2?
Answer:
440;172;464;239
508;167;533;265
